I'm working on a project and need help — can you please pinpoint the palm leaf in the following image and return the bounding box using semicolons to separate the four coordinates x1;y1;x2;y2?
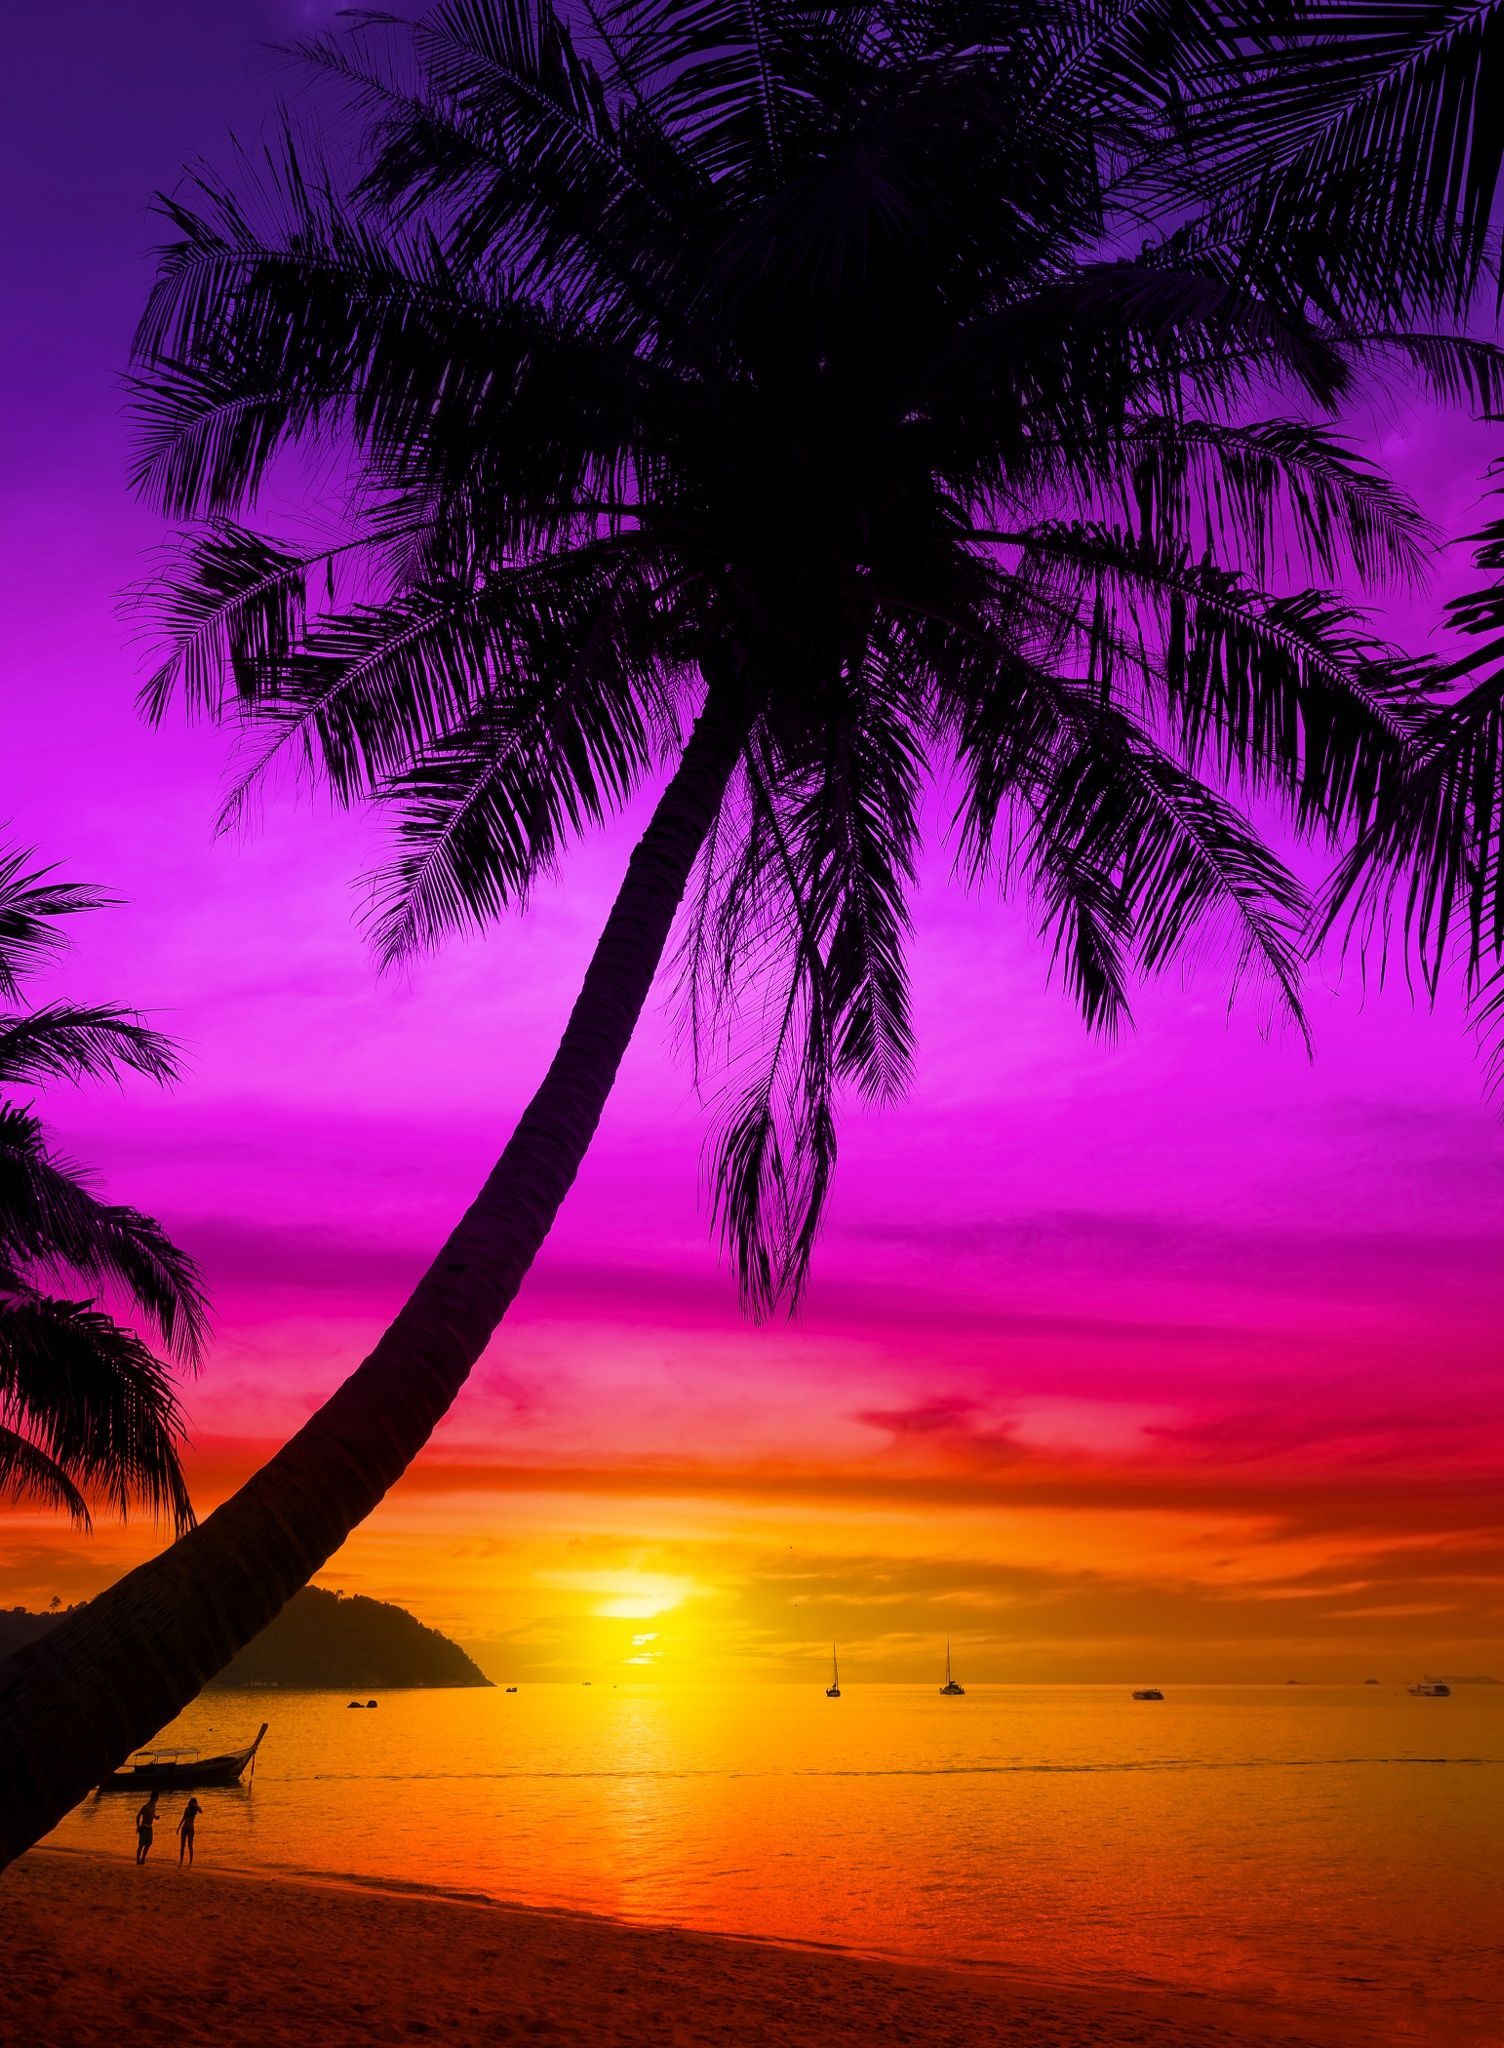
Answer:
1208;3;1504;317
0;851;118;1003
0;1422;92;1528
0;1289;194;1532
0;1005;182;1090
0;1107;208;1363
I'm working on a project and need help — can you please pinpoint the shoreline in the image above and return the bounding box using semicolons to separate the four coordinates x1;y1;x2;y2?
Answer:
6;1848;1402;2047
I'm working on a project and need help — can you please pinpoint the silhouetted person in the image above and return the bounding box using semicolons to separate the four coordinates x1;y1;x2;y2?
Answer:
177;1797;202;1866
134;1792;159;1865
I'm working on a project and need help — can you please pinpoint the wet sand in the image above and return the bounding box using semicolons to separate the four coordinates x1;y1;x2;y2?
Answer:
3;1849;1388;2047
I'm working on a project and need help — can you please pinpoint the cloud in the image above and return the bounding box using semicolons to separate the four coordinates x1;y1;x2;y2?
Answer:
851;1204;1504;1317
855;1395;986;1438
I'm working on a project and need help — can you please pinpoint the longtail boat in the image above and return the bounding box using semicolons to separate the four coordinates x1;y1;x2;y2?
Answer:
98;1723;267;1791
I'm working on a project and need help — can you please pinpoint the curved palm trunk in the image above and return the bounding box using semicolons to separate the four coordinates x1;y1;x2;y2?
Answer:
0;680;752;1869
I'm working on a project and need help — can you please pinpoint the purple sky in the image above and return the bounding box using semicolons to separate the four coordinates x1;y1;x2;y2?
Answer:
3;1;1502;1681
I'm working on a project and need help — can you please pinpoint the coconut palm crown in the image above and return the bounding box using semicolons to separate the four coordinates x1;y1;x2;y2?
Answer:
134;0;1504;1308
6;0;1504;1864
0;849;206;1530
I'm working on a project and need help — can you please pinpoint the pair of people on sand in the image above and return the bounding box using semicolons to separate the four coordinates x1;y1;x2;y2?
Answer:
134;1793;201;1866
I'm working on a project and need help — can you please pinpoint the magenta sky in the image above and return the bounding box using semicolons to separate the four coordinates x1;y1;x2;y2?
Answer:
3;1;1502;1682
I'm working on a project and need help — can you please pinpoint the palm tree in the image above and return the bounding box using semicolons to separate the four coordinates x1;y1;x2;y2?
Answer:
4;0;1504;1864
0;848;206;1530
1324;485;1504;1081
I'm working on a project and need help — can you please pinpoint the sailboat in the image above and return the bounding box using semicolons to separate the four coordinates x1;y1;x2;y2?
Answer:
826;1646;841;1698
939;1639;965;1696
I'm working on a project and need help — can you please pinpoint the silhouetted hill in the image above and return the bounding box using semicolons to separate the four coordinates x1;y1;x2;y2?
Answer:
0;1590;490;1691
0;1607;69;1659
215;1589;491;1689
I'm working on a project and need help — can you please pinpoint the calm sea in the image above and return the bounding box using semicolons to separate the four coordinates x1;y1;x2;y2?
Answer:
46;1683;1501;2043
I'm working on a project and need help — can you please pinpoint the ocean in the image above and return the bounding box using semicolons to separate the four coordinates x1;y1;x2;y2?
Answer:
45;1682;1501;2042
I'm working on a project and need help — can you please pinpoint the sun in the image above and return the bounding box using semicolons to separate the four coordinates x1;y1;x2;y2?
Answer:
594;1573;695;1620
536;1567;696;1620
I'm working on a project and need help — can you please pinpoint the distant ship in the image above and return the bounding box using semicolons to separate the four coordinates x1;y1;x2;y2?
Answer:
1408;1677;1451;1697
1132;1688;1164;1701
939;1640;965;1696
826;1646;841;1699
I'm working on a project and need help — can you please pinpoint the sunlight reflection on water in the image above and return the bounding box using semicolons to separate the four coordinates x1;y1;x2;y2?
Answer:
48;1683;1502;2042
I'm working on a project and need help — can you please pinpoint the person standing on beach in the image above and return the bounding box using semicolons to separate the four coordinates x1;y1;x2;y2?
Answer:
134;1792;159;1865
177;1798;202;1866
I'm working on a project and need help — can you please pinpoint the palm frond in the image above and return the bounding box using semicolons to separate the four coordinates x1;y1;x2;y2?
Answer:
136;126;646;526
1321;668;1504;1029
0;851;118;1004
1337;330;1504;413
0;1422;91;1528
1117;418;1433;589
955;652;1310;1036
597;0;809;188
130;522;315;724
0;1289;194;1532
700;843;836;1316
1010;522;1429;838
688;679;918;1314
366;558;678;961
215;580;496;826
0;1005;182;1091
1207;2;1504;318
0;1107;209;1363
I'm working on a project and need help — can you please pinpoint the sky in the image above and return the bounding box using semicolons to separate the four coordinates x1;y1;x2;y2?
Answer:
2;1;1501;1686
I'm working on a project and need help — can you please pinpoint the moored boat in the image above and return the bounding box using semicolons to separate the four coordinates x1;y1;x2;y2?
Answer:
1131;1688;1164;1700
99;1723;267;1791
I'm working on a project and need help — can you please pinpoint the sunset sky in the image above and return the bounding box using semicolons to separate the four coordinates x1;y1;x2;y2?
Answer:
4;0;1502;1686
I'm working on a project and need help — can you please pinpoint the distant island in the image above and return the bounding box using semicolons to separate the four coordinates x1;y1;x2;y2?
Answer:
0;1588;491;1691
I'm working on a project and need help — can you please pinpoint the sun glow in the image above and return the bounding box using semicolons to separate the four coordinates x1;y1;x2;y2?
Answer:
536;1568;697;1620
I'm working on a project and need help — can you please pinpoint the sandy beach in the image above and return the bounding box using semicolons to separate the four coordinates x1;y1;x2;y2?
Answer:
1;1849;1392;2048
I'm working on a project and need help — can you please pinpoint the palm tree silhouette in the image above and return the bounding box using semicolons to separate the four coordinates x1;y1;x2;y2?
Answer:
1327;486;1504;1075
5;0;1504;1860
0;849;205;1533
